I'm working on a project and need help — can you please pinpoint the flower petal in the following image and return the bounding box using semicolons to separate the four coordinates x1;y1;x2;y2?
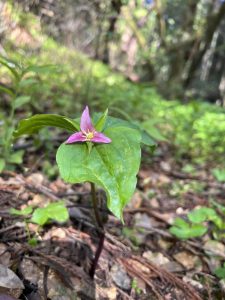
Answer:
91;132;111;144
80;106;94;132
66;131;86;144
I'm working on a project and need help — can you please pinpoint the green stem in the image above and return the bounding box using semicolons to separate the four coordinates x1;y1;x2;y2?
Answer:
3;78;19;160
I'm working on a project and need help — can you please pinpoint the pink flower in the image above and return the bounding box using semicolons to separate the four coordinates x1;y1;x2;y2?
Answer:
66;106;111;144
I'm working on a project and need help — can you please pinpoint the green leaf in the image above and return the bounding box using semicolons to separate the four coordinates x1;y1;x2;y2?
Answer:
56;126;141;220
0;56;20;80
95;109;108;131
24;64;58;75
10;206;33;216
14;114;79;137
101;115;157;147
19;78;37;87
170;217;207;240
212;168;225;182
14;96;31;109
0;159;5;172
188;208;209;223
214;265;225;279
31;201;69;226
188;207;223;229
8;150;24;164
31;207;49;225
173;217;189;228
0;85;14;97
141;130;157;147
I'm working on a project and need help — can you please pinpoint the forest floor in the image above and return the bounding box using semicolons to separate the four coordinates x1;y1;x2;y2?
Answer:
0;143;224;300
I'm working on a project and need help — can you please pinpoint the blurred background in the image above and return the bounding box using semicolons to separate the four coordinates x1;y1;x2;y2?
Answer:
0;0;225;168
0;2;225;298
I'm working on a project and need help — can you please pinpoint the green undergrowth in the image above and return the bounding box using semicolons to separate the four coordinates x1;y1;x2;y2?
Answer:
1;29;225;166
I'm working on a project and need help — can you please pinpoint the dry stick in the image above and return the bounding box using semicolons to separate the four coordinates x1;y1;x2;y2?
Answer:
89;182;105;278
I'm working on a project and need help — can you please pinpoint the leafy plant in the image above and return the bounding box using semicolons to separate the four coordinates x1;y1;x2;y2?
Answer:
14;106;154;277
0;55;56;172
31;202;69;226
10;202;69;226
10;202;69;246
170;206;224;240
169;217;207;240
212;168;225;182
14;106;154;220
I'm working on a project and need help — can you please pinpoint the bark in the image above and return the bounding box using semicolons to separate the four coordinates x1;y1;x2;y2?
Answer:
102;0;122;64
183;2;225;88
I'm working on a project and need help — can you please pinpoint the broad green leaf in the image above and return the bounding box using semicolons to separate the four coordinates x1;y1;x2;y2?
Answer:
170;222;207;240
173;217;189;228
95;109;108;131
100;115;156;147
10;206;33;216
188;208;209;223
0;159;5;172
188;207;223;228
31;201;69;226
8;150;24;164
31;208;49;225
56;126;141;220
14;96;31;109
14;114;79;137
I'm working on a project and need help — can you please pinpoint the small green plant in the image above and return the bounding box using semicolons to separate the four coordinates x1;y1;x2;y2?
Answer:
0;55;56;172
10;202;69;245
214;263;225;279
212;168;225;183
170;206;224;240
10;201;69;226
131;278;142;295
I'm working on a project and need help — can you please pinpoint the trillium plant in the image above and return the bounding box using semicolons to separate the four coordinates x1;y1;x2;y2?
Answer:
14;105;155;277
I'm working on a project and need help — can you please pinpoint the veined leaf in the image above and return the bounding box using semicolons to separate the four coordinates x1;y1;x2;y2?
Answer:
14;114;79;137
96;115;156;147
56;126;141;221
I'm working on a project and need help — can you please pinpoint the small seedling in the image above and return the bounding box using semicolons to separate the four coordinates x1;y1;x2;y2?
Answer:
170;206;224;240
10;202;69;245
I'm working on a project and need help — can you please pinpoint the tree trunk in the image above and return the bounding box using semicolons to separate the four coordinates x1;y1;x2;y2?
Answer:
183;2;225;88
102;0;122;64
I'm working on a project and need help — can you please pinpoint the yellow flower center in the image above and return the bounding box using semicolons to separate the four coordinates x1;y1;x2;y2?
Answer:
85;131;94;140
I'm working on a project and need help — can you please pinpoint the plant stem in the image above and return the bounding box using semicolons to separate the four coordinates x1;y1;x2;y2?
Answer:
90;182;103;228
89;182;105;278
